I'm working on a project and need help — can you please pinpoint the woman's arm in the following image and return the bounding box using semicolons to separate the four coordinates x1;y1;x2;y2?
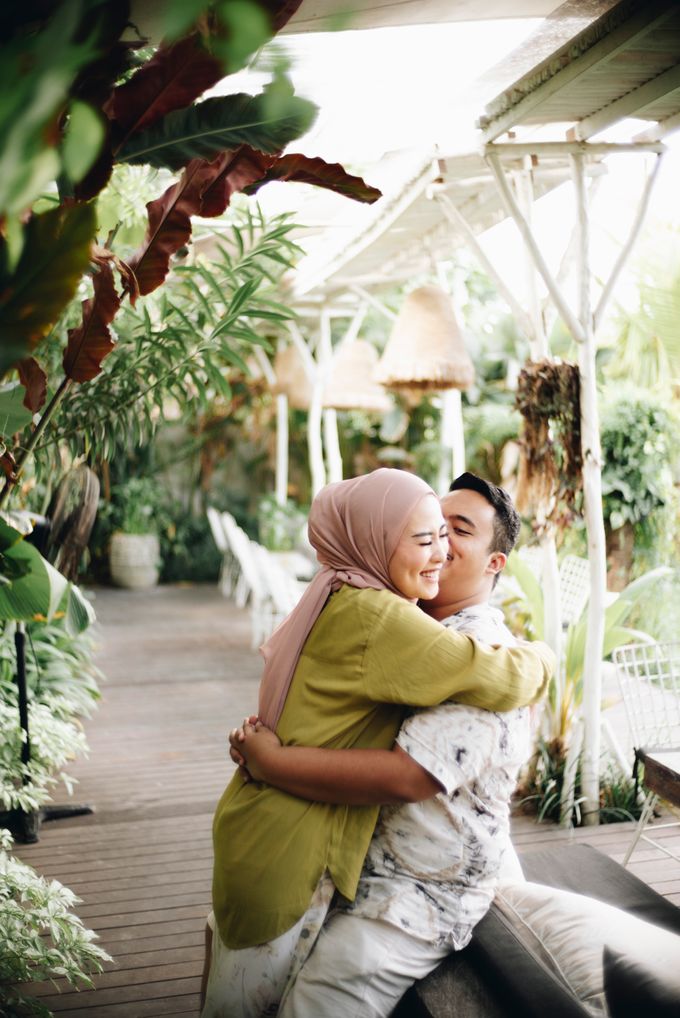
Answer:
229;723;443;805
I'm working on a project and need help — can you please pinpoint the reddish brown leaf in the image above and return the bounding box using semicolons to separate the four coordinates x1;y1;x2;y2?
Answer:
0;450;17;482
125;159;211;300
268;0;305;31
127;148;277;298
92;245;139;303
199;147;276;217
245;153;382;204
103;1;304;150
17;358;47;413
104;34;224;147
63;260;120;382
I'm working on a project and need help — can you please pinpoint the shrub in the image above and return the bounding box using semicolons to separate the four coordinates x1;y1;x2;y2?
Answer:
0;828;111;1017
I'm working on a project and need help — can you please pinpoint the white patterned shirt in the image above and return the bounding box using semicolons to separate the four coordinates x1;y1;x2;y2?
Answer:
342;603;532;949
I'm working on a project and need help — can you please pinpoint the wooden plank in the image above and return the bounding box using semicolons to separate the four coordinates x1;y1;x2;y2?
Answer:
11;585;680;1017
38;976;199;1011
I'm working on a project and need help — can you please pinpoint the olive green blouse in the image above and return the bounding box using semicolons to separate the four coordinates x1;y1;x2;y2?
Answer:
212;585;552;949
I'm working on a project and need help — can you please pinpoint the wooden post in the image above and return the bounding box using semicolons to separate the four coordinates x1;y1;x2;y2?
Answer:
571;151;608;826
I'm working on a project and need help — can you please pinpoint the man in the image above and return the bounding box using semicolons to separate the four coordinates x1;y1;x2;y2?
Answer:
231;473;533;1017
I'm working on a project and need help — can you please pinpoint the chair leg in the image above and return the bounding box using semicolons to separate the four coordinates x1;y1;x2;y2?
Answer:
622;791;658;867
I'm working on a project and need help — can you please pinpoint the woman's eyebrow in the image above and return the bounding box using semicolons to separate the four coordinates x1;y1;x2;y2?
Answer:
411;524;448;538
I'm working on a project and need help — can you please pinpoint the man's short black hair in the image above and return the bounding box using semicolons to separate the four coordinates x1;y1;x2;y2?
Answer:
448;472;521;557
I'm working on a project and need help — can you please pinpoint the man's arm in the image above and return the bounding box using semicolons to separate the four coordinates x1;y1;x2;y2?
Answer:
229;723;443;805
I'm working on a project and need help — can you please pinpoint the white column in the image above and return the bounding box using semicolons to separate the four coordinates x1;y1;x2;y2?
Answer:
438;389;464;494
275;393;288;507
571;152;607;826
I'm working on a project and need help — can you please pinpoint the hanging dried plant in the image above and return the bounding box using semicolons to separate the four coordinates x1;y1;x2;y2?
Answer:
514;359;582;527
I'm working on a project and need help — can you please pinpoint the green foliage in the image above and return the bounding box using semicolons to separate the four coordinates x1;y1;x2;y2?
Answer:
0;828;111;1018
0;204;95;374
118;89;317;170
257;495;307;552
161;515;221;584
0;699;87;814
463;402;520;484
98;478;165;536
602;231;680;392
31;206;300;476
0;2;102;222
518;740;642;827
600;385;679;534
0;620;101;720
0;614;100;813
0;520;71;625
503;555;669;742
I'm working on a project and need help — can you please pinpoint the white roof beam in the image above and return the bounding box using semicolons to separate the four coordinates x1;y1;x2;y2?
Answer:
478;2;677;142
571;62;680;141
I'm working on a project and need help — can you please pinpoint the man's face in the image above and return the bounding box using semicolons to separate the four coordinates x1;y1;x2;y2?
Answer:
426;488;502;608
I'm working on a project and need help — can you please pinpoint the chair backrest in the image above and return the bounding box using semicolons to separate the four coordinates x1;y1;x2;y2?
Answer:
558;554;590;627
613;641;680;750
206;507;228;553
251;543;304;616
517;544;544;580
220;514;265;601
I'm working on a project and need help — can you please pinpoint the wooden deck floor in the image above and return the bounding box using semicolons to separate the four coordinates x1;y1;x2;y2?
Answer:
14;584;680;1017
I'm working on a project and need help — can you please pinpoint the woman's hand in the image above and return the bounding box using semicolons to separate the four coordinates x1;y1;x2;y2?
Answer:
228;718;282;783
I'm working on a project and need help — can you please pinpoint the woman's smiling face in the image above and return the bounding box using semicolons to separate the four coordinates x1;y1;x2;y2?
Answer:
388;494;448;600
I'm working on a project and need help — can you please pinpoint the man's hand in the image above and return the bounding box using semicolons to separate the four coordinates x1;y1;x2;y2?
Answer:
228;719;282;783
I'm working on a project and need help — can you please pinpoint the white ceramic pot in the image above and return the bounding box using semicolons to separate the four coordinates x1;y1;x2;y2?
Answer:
109;532;160;589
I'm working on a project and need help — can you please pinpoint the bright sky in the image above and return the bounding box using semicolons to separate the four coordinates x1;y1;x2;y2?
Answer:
224;19;545;163
217;17;680;312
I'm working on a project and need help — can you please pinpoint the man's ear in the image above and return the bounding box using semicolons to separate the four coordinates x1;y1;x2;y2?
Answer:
487;551;507;577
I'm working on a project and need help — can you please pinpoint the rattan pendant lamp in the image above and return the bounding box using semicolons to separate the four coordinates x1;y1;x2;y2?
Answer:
272;344;313;411
374;284;474;492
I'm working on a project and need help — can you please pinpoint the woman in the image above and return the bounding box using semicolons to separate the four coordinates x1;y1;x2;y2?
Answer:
201;468;552;1017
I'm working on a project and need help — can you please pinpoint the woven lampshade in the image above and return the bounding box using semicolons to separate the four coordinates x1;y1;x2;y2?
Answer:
271;344;313;410
323;341;392;413
374;285;474;394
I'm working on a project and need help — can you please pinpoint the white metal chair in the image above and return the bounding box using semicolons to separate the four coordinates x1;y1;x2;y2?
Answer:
207;507;239;597
251;543;307;641
558;554;591;627
513;548;591;628
613;641;680;866
219;514;271;646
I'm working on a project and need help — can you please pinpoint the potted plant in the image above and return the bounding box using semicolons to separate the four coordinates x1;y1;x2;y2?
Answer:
104;478;163;590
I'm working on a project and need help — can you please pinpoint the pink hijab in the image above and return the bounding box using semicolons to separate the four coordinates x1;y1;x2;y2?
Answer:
258;468;437;729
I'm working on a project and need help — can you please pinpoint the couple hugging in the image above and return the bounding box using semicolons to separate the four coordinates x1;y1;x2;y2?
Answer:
201;468;554;1017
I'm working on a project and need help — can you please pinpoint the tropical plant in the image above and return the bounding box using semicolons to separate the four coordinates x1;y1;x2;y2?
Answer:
600;384;680;581
0;828;111;1018
97;478;166;536
257;494;306;551
0;0;381;518
31;203;304;477
517;742;642;827
0;619;101;722
503;553;669;745
601;231;680;394
504;556;672;826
